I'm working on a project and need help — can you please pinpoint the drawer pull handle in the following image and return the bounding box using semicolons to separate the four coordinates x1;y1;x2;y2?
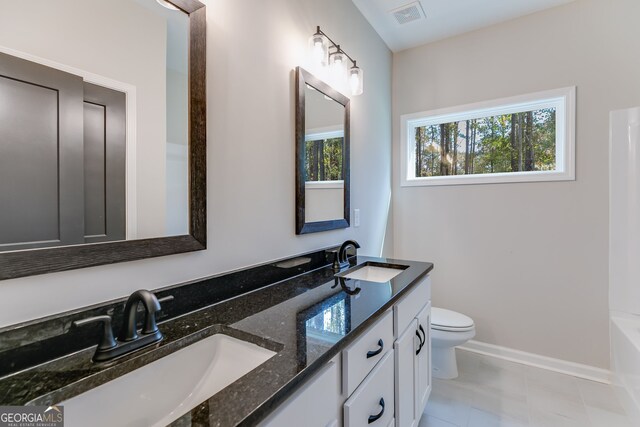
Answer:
366;339;384;358
416;325;427;355
368;398;385;424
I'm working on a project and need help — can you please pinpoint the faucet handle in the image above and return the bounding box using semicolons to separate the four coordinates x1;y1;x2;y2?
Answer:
158;295;174;304
135;294;174;312
74;315;117;351
326;249;341;271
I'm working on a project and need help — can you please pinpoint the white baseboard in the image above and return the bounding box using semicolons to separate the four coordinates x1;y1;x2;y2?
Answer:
458;340;612;384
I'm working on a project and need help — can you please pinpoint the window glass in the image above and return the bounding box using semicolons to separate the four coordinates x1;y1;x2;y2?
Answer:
401;87;575;186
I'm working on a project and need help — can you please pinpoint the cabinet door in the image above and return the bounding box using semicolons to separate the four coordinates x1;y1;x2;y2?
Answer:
393;276;431;338
414;302;432;421
394;319;418;427
0;51;84;250
82;83;126;244
260;358;341;427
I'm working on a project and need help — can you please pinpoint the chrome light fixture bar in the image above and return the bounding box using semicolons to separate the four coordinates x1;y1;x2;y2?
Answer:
308;26;363;96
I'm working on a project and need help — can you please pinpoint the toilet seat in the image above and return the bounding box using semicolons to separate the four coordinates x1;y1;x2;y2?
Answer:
431;307;474;332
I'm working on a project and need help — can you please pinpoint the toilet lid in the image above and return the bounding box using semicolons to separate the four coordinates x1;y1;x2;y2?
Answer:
431;307;474;330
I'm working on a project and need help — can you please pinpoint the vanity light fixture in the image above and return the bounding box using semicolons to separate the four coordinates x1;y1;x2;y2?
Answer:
308;26;364;96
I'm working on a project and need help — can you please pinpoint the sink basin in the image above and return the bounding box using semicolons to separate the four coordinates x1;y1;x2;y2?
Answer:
342;264;406;283
60;334;276;427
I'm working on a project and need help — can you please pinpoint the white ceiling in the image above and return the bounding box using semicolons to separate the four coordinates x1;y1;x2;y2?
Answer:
351;0;576;52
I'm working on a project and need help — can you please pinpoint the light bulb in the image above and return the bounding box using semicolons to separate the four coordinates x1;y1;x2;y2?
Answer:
329;51;347;86
308;33;328;66
349;73;359;92
349;66;363;96
312;40;325;63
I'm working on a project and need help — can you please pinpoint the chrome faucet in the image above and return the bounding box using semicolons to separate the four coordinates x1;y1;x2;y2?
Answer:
334;240;360;270
74;290;171;362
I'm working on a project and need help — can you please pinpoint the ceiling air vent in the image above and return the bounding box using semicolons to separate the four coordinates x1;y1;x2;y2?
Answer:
390;1;426;25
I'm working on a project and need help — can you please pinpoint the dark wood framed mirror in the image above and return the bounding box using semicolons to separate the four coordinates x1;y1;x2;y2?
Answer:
0;0;206;280
295;67;350;234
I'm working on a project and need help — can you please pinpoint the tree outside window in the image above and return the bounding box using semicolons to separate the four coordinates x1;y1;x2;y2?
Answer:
401;87;575;186
414;109;556;177
305;137;343;181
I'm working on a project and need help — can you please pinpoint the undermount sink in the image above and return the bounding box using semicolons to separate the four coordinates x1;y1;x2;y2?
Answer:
341;263;407;283
60;334;276;427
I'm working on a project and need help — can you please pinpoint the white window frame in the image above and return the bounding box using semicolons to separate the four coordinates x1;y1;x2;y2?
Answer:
305;126;344;142
400;86;576;187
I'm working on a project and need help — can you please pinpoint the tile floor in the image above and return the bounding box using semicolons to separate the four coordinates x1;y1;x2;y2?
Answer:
420;349;633;427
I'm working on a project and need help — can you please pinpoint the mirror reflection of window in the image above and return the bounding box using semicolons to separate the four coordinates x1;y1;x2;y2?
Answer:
305;298;348;345
304;134;343;182
304;84;344;184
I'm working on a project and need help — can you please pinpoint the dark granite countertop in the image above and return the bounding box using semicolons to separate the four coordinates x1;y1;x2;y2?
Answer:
0;254;433;426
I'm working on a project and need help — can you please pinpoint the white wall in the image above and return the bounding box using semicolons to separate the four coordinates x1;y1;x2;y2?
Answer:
165;13;190;236
305;182;344;222
305;86;344;131
393;0;640;369
0;0;392;327
166;62;189;235
165;142;189;235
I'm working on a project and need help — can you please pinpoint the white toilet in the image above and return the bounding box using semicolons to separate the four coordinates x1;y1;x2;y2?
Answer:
431;307;475;379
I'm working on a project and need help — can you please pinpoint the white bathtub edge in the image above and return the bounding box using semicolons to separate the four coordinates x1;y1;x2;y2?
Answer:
611;314;640;425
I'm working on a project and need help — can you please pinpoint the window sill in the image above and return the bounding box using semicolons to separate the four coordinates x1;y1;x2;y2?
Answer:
305;180;344;190
400;170;575;187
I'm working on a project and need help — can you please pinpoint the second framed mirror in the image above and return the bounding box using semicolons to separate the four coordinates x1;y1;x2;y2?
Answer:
295;67;350;234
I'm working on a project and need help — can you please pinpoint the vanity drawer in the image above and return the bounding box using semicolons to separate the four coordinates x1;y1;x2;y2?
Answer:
344;350;395;427
343;310;393;396
394;276;431;337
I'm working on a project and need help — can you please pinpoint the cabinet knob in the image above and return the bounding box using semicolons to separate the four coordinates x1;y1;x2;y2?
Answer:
367;397;385;424
366;339;384;359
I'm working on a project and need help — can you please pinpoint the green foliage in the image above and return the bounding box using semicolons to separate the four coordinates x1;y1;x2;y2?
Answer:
415;108;556;177
305;138;343;181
